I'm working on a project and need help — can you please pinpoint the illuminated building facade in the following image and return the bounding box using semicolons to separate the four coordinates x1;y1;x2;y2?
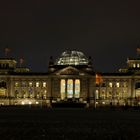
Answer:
0;50;140;107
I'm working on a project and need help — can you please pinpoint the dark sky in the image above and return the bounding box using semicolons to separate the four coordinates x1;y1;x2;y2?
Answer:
0;0;140;72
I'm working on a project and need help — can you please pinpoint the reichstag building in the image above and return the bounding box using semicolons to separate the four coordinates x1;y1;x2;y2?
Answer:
0;50;140;107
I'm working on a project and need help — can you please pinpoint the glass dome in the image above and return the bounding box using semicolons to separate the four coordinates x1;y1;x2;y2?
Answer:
55;50;89;65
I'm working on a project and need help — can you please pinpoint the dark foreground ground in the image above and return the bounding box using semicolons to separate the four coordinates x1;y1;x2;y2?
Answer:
0;106;140;140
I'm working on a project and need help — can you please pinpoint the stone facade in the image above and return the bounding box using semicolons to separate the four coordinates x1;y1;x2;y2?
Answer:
0;51;140;107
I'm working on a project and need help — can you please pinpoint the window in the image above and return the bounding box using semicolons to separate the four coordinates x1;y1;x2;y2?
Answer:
116;82;120;88
29;82;33;87
0;88;6;96
101;90;106;99
60;79;80;100
60;79;66;100
15;82;19;87
116;91;120;98
43;94;46;99
123;90;127;98
43;82;46;87
101;83;106;87
67;79;73;98
21;82;26;87
109;82;113;87
15;90;19;98
137;64;140;68
108;91;112;99
75;79;80;98
96;84;100;87
22;90;26;98
36;82;39;87
95;90;99;99
123;82;127;87
133;63;136;68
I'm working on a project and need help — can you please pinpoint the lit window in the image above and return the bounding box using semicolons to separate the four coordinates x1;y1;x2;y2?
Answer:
116;82;120;88
43;94;46;99
36;94;40;98
67;79;73;98
95;90;99;99
60;79;66;100
75;79;80;98
109;82;113;87
36;82;39;87
137;64;140;68
133;63;136;68
55;51;89;65
43;82;46;87
29;82;33;87
15;82;19;87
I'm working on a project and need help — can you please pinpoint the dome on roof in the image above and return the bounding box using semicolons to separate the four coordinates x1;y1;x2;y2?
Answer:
55;50;89;65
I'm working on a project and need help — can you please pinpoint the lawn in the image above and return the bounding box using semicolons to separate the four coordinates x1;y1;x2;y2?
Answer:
0;106;140;140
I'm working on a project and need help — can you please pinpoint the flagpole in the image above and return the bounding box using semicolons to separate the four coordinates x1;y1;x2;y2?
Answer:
136;47;140;57
5;47;11;57
95;73;103;108
19;58;24;67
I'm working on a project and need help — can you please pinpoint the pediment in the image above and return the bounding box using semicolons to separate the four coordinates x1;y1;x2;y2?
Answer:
56;66;80;75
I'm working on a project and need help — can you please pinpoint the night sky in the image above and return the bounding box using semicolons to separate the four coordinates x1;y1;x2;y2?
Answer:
0;0;140;72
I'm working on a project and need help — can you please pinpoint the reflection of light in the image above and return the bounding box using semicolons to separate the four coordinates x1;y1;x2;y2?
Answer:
29;101;32;105
21;101;25;105
36;101;39;104
96;102;98;104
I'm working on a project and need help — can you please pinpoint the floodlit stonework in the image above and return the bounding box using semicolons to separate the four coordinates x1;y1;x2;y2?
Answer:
0;50;140;107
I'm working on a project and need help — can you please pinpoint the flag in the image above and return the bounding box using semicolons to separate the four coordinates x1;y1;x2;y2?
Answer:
96;73;103;85
19;58;24;67
137;48;140;53
5;47;11;56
